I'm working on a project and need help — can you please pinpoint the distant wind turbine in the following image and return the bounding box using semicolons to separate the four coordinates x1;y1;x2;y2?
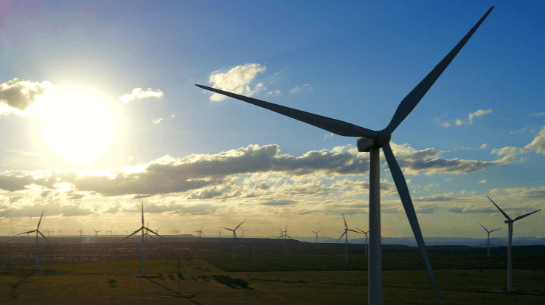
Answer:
194;225;205;238
487;196;541;292
357;228;370;256
16;211;51;271
337;213;360;263
278;225;292;256
122;202;164;277
78;229;83;237
310;229;322;243
196;7;495;304
478;223;500;258
92;227;102;238
221;220;244;259
241;228;249;238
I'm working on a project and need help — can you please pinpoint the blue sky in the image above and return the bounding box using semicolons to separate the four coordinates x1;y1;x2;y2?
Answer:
0;1;544;240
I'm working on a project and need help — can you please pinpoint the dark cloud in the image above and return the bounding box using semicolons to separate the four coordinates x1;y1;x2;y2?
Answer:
0;78;51;112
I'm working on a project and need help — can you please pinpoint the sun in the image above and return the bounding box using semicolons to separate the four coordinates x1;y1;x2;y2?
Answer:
38;91;117;163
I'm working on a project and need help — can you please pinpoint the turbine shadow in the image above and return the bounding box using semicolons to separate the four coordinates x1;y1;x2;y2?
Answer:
10;270;38;299
145;277;202;304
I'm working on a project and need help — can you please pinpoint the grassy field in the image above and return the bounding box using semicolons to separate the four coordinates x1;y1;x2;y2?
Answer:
1;253;545;304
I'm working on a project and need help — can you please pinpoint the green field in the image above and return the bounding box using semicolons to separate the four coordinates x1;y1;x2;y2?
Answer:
1;252;544;304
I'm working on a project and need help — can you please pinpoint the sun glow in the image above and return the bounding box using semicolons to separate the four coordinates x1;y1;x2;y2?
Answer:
38;91;117;163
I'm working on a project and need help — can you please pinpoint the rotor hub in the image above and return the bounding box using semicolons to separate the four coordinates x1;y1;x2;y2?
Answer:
357;131;391;152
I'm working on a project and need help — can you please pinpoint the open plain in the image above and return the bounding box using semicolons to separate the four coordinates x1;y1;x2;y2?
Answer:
1;237;544;304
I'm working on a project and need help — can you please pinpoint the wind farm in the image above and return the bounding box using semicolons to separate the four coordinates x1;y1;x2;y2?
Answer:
1;1;545;304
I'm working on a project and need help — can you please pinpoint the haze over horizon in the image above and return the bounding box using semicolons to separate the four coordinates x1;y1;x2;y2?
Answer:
1;1;544;242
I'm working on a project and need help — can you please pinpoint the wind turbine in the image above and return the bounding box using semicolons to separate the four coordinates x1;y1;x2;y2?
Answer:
196;7;495;304
16;210;51;271
486;196;542;292
278;225;292;256
78;229;83;238
194;225;205;238
337;213;360;263
357;228;370;256
58;228;62;236
478;223;500;258
122;202;164;277
221;220;244;259
310;229;322;244
106;228;113;237
92;227;102;238
218;227;222;238
241;228;249;238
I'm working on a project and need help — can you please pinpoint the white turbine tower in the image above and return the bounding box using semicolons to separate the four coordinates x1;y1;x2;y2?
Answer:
16;210;51;271
310;229;322;243
221;220;244;259
196;7;494;304
122;202;164;277
337;213;360;263
479;223;500;258
486;196;541;292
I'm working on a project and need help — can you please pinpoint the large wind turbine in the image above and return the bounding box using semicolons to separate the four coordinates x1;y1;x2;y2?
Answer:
92;227;102;238
122;202;164;277
486;196;541;292
310;228;322;243
479;223;500;258
278;225;292;255
196;7;494;304
194;225;205;238
221;220;244;259
337;213;360;263
16;210;51;271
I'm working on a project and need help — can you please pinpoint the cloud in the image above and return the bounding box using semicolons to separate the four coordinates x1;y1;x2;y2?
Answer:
0;78;53;114
119;88;164;103
289;84;312;94
523;126;545;154
152;118;163;124
530;112;545;117
262;199;296;206
266;90;281;95
414;193;456;202
207;63;266;101
478;179;486;183
479;143;487;149
455;109;492;126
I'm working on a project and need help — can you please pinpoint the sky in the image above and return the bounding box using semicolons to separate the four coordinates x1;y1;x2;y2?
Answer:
0;0;544;242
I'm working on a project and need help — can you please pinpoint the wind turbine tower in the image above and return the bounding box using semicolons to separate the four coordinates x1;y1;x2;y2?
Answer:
122;202;164;277
16;211;51;271
196;7;495;304
221;220;244;259
487;196;541;291
479;223;500;258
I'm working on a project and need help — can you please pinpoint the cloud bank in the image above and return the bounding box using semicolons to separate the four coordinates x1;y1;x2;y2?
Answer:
207;63;266;101
119;88;164;103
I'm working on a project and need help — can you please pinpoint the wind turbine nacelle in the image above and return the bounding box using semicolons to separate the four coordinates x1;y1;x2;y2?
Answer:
357;137;377;152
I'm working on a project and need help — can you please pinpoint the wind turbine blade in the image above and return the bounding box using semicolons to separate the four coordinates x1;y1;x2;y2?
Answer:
311;230;316;234
489;228;501;233
220;227;232;231
146;228;165;238
235;220;245;230
195;84;378;139
384;6;494;134
342;213;348;229
337;232;346;243
122;228;143;241
38;231;52;244
317;228;323;233
479;223;489;233
37;210;45;229
142;202;144;226
286;235;292;239
513;209;542;222
348;229;360;233
382;143;442;304
200;225;204;231
17;230;36;236
486;196;512;221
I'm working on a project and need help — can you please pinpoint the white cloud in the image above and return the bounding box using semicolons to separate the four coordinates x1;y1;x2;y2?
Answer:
289;84;312;94
152;118;163;124
119;88;163;103
478;179;486;183
266;90;281;95
479;143;487;149
0;78;54;115
530;112;545;117
207;63;266;101
324;133;334;140
456;109;492;126
441;122;451;127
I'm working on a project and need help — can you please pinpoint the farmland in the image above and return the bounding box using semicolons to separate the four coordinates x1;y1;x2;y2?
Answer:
1;237;545;304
